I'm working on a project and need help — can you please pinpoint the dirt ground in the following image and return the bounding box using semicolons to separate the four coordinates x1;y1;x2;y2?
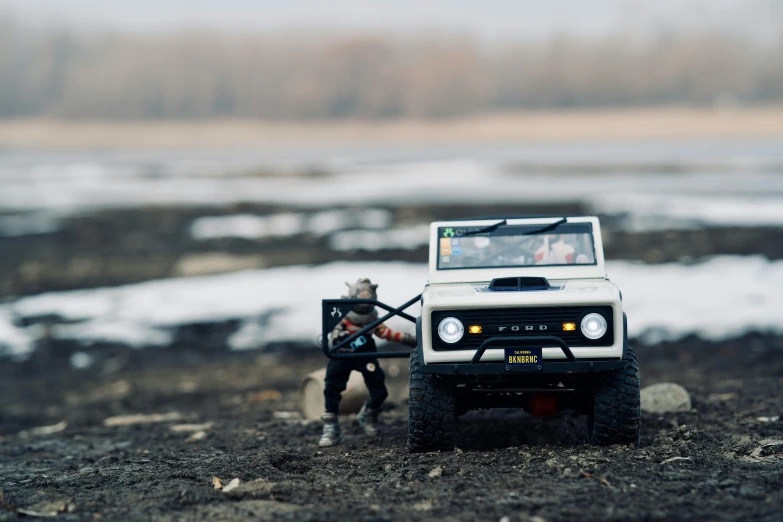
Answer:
1;334;781;521
2;204;782;520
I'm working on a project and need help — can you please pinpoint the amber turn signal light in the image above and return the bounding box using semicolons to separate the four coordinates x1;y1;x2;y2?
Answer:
562;322;576;331
468;325;482;334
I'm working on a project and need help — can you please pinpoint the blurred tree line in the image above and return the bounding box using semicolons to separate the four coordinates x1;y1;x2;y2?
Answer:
0;16;781;120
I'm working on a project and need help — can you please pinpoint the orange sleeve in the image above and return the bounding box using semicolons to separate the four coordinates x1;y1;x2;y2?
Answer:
374;324;404;343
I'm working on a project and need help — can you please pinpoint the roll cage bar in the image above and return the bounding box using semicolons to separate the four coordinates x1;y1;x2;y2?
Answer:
320;294;421;359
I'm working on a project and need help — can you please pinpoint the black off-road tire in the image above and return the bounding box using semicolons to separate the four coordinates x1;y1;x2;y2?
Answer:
588;344;641;446
408;349;456;452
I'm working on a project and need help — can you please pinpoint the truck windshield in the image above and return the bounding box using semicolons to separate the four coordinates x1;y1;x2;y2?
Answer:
437;222;596;270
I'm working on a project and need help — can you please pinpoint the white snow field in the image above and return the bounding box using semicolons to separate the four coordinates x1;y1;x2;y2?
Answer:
189;209;393;241
1;256;781;359
2;139;783;232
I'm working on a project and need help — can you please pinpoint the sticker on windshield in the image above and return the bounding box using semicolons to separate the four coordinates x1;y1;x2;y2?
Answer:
474;237;490;248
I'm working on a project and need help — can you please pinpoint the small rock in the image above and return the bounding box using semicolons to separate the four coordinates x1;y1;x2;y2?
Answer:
15;499;69;517
756;416;780;423
170;422;214;433
641;383;691;413
544;458;560;469
222;478;241;493
248;390;282;402
18;420;68;438
186;430;207;442
706;393;736;402
738;485;765;499
103;412;183;427
212;477;223;489
428;466;443;478
562;467;579;479
177;380;198;393
750;439;783;458
69;351;94;370
660;456;692;465
273;411;301;420
412;501;433;512
222;479;275;499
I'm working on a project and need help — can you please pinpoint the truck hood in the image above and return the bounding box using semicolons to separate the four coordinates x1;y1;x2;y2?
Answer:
424;279;621;310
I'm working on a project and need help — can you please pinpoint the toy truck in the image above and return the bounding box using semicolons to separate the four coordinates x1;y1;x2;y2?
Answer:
322;216;641;452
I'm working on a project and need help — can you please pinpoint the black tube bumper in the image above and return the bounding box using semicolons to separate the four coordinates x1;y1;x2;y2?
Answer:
419;359;625;375
418;334;625;375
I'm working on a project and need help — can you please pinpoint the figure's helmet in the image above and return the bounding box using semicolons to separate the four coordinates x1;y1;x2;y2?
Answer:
344;278;378;314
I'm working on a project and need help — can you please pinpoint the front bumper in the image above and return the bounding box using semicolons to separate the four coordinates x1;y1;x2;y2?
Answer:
419;359;625;375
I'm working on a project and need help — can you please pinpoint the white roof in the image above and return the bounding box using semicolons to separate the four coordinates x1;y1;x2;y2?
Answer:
428;216;606;284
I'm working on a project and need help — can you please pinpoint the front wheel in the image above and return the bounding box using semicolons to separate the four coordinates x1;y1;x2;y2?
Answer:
587;345;641;446
408;349;456;452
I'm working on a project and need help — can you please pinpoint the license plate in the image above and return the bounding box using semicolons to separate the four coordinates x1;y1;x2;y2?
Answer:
505;347;542;372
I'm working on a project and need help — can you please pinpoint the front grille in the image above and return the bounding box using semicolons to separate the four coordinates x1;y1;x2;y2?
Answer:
431;306;614;351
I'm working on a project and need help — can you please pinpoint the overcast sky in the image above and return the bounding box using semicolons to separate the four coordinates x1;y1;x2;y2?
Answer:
2;0;781;41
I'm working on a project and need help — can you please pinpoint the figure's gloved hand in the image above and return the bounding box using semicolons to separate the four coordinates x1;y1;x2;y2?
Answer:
329;329;351;351
400;332;417;347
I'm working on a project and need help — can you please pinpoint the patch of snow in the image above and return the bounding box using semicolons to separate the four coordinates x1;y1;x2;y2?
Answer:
3;256;783;359
0;213;61;237
189;209;393;241
307;209;392;236
0;309;36;359
190;213;306;241
227;321;268;351
597;194;783;231
609;255;783;342
53;321;172;348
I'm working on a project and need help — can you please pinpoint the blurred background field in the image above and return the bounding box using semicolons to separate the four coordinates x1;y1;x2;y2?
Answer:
0;2;782;520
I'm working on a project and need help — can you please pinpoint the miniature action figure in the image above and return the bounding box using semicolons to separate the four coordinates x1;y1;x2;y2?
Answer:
320;278;416;447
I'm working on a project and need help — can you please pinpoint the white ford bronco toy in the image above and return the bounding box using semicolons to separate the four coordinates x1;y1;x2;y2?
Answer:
321;216;640;452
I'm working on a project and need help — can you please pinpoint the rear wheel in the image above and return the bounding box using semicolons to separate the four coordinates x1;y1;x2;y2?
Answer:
408;349;456;452
588;345;641;446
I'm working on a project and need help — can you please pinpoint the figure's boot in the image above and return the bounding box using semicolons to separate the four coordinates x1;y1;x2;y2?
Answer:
319;413;342;447
357;404;381;437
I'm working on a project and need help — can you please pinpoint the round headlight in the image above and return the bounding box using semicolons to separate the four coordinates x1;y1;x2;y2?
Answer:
438;317;464;344
581;313;607;340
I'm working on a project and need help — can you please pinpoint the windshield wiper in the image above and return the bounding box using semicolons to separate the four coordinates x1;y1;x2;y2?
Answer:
461;219;507;237
522;217;567;235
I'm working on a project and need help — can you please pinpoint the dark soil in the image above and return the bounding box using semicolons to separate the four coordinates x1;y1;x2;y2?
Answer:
3;203;783;297
1;334;781;521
